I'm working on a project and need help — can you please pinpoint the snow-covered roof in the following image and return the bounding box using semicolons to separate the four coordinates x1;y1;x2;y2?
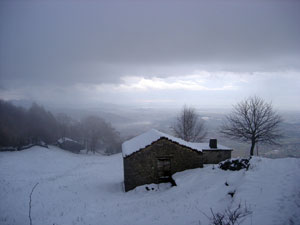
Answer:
57;137;78;144
122;129;232;158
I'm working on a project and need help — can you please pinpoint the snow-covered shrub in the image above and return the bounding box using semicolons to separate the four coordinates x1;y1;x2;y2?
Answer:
219;158;251;171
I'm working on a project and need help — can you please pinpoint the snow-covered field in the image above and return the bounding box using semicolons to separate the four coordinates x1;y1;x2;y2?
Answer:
0;146;299;225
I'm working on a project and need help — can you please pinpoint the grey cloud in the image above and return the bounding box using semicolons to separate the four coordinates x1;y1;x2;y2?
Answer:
0;0;300;112
1;0;300;88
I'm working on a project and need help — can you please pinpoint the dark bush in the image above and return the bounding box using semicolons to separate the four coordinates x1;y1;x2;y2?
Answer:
219;158;251;171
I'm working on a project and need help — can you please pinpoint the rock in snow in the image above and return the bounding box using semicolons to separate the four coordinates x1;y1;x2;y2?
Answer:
0;146;299;225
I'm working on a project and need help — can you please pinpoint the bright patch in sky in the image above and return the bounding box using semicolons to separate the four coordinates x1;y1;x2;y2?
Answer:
91;71;247;93
118;74;237;91
1;70;299;110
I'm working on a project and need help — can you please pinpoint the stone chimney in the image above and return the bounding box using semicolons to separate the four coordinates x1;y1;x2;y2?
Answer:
209;139;217;148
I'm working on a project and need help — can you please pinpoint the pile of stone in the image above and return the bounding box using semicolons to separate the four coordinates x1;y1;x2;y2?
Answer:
219;157;251;171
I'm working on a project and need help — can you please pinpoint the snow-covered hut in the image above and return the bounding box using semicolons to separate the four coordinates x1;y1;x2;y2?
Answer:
57;137;84;154
122;129;232;192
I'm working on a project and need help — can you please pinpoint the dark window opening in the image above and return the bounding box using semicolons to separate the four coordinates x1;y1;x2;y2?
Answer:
157;158;171;178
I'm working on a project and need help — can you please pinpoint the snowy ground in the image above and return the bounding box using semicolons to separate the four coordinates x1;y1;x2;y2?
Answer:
0;146;299;225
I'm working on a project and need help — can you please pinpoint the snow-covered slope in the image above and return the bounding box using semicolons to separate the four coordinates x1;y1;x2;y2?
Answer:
0;146;299;225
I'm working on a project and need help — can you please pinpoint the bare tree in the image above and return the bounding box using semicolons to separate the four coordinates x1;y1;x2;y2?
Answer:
56;113;72;139
171;105;207;142
81;115;121;154
220;96;283;156
82;116;104;154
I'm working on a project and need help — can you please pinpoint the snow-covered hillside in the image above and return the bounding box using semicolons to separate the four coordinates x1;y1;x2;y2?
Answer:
0;146;299;225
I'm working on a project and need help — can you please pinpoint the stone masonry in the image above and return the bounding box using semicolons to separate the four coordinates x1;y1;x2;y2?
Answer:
123;137;203;192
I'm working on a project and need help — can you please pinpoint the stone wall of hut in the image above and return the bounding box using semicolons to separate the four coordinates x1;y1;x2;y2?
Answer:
202;150;232;164
123;138;203;192
59;141;84;154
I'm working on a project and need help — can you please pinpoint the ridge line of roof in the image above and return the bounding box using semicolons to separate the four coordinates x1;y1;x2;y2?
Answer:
122;129;232;157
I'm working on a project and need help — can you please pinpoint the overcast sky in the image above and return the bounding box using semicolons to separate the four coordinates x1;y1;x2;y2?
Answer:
1;0;300;110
